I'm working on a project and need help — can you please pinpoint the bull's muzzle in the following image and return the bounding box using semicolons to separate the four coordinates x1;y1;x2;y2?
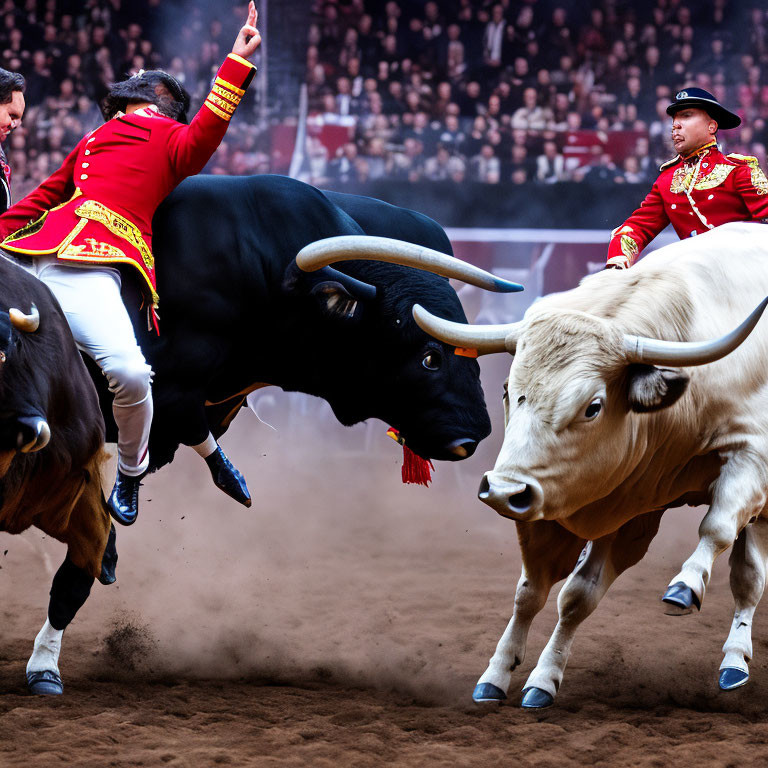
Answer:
478;472;543;520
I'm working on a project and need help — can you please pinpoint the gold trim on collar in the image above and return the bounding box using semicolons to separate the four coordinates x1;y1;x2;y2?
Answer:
682;140;717;162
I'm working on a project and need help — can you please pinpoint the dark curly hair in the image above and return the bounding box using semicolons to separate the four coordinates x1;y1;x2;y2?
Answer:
100;70;190;123
0;67;25;104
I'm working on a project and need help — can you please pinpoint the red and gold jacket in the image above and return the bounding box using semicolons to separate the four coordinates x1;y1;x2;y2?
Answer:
0;53;256;329
606;141;768;268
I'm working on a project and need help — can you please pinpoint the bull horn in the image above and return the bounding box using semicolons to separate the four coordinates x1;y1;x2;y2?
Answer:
296;236;524;293
20;419;51;453
624;297;768;366
9;304;39;333
412;304;520;355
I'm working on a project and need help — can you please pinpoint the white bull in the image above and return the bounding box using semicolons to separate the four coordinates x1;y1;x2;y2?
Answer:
413;221;768;708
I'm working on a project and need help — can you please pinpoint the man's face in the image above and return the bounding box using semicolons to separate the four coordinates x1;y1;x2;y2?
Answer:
671;107;717;156
0;90;25;143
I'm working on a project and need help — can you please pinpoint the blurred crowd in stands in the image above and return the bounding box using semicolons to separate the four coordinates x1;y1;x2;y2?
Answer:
0;0;269;199
2;0;768;195
304;0;768;186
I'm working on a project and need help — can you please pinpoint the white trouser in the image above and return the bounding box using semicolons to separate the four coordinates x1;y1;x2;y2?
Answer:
22;256;152;476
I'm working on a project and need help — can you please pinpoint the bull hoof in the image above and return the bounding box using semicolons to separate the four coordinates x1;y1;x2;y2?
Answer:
521;687;554;709
662;582;701;614
98;524;118;586
472;682;507;704
27;669;63;695
205;447;252;507
719;668;749;690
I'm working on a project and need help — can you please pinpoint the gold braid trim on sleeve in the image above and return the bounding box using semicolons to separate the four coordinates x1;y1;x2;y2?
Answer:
728;154;768;195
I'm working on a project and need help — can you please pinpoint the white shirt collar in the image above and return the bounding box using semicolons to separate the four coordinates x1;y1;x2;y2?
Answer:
113;104;160;119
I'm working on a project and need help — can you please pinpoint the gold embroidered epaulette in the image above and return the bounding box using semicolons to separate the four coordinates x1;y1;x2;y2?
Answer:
727;153;759;165
727;153;768;195
659;155;681;171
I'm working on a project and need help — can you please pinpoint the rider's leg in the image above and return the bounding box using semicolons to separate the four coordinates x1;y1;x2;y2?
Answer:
38;261;152;524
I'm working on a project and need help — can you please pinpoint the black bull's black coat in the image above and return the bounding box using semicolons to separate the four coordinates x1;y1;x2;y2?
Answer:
101;174;491;470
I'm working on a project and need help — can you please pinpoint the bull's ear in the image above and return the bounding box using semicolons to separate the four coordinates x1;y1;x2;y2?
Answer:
311;281;361;321
626;364;689;413
282;261;377;300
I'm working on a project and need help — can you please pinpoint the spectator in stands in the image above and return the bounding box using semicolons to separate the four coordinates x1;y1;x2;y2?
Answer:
335;76;355;116
618;156;645;184
424;144;452;181
389;136;425;181
536;139;567;183
447;155;466;183
573;150;619;184
470;143;500;183
432;81;453;118
482;4;506;71
328;142;361;184
543;7;574;67
512;87;552;130
551;92;571;130
435;113;465;153
446;24;466;80
306;135;329;186
457;80;483;118
633;136;656;182
360;136;388;180
403;110;436;155
509;143;535;183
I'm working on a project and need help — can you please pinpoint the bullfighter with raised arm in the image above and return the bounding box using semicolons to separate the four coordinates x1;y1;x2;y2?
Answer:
0;3;262;526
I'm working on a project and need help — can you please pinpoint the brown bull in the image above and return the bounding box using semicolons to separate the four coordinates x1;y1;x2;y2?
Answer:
0;255;112;695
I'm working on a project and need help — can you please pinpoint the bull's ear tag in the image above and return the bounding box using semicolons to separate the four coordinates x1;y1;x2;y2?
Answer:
455;347;478;358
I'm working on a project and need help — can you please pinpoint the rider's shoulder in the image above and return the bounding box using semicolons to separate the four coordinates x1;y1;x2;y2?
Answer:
725;152;760;168
658;155;681;172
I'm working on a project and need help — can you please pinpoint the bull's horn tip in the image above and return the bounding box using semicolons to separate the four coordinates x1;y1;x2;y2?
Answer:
496;279;525;293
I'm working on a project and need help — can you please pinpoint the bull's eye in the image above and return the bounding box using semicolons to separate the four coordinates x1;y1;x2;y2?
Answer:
584;398;602;420
422;351;442;371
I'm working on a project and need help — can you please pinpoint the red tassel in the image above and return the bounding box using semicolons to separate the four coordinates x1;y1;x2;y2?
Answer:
401;443;434;486
387;427;434;486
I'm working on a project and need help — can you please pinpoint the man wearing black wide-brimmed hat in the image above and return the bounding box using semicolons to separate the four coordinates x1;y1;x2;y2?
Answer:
606;87;768;268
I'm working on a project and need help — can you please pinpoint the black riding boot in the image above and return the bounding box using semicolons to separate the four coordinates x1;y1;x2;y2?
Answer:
108;470;143;526
205;446;252;507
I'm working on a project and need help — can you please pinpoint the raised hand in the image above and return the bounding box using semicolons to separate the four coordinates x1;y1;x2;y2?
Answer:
232;1;261;59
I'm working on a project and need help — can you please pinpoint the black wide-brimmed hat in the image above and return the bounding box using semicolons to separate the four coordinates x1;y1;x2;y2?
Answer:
666;87;741;129
101;70;191;124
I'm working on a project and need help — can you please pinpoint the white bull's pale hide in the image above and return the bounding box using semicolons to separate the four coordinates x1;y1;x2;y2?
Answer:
421;221;768;707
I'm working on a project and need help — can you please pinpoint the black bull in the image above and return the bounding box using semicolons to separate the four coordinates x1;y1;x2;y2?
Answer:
94;174;492;472
1;177;493;695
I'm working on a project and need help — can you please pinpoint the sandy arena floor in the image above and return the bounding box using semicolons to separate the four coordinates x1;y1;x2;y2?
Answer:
2;383;767;767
